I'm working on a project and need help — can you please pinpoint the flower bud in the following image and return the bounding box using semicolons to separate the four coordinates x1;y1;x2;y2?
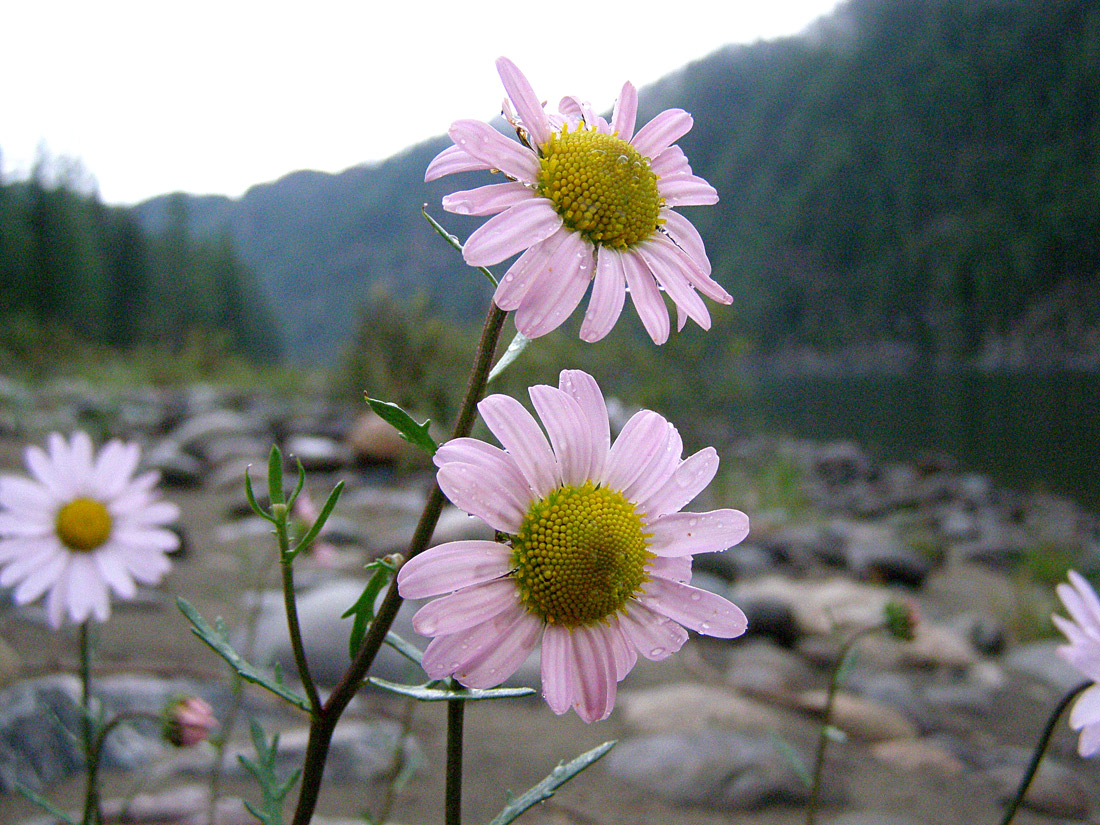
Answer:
883;599;919;642
164;696;217;747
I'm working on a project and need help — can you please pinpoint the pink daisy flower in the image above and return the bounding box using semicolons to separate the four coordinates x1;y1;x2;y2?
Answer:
397;370;749;722
1053;570;1100;756
0;431;179;628
426;57;731;344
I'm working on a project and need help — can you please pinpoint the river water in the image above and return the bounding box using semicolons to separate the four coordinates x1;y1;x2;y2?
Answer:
735;369;1100;513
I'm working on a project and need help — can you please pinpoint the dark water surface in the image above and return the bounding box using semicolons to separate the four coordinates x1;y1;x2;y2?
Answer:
738;370;1100;513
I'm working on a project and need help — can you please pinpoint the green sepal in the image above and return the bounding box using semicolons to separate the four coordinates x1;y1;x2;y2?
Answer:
487;740;617;825
365;397;438;456
176;598;310;713
366;677;536;702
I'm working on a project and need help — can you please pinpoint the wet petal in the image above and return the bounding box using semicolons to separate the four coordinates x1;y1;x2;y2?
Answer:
639;577;747;638
443;181;533;216
621;251;669;344
632;109;693;158
456;610;542;689
425;144;490;182
397;540;515;599
513;231;593;338
580;246;627;343
559;370;610;482
449;119;540;182
478;394;558;498
541;624;575;715
647;509;751;556
411;578;518;636
640;447;720;519
497;57;551;146
462;199;562;267
611;81;638;141
528;385;593;489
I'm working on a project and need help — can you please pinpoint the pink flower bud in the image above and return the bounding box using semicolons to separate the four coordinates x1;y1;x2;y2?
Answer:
164;696;217;747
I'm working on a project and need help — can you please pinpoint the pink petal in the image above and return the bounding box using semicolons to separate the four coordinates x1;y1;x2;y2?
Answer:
661;209;712;275
421;603;524;679
496;57;551;147
619;600;689;660
580;246;627;343
434;438;532;498
611;81;638;141
443;181;534;216
649;233;732;304
621;422;684;509
1066;571;1100;629
411;578;518;636
0;475;56;515
425;144;490;182
513;230;594;338
647;509;750;556
621;251;669;344
570;625;617;722
11;550;67;603
650;145;692;179
641;447;720;518
478;394;558;498
437;462;530;533
1070;683;1100;730
605;411;674;495
448;120;540;183
606;618;638;680
1077;721;1100;756
541;624;575;715
639;577;748;638
397;540;515;599
528;385;593;488
0;512;52;538
462;198;562;267
660;174;719;207
455;610;542;689
25;444;72;498
558;370;610;482
93;549;137;599
648;555;693;584
631;109;693;159
92;440;141;498
638;243;711;330
494;230;570;311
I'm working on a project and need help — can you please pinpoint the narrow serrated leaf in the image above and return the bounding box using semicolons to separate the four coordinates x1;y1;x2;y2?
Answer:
290;480;344;562
366;677;536;702
487;328;530;383
341;559;395;657
487;741;616;825
384;630;424;667
177;598;310;712
365;397;438;456
267;445;285;506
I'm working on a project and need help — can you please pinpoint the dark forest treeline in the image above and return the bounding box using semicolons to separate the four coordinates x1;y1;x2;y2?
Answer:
0;150;278;371
130;0;1100;368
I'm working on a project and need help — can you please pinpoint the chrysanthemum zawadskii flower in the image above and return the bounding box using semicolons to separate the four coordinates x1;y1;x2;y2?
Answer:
426;58;730;345
397;370;749;722
1053;570;1100;756
0;431;179;628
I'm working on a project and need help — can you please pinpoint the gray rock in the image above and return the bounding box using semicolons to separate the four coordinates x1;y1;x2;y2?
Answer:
1004;642;1087;694
738;596;801;648
984;759;1090;820
826;815;923;825
283;434;353;472
605;731;827;809
837;523;931;588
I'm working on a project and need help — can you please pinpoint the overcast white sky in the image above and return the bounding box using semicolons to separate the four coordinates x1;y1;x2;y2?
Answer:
1;0;842;205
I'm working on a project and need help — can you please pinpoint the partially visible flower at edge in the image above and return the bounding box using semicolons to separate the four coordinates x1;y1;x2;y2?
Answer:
397;369;749;722
1052;570;1100;756
426;57;730;345
164;695;217;747
0;431;179;628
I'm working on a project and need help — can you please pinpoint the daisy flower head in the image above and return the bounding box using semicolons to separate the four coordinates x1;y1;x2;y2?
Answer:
0;431;179;628
1053;570;1100;756
397;370;749;722
426;57;731;345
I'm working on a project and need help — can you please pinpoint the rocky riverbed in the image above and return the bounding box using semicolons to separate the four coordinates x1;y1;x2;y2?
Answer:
0;380;1099;825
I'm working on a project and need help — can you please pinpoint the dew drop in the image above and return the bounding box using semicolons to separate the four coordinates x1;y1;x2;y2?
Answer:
650;646;665;657
700;621;711;631
689;592;701;601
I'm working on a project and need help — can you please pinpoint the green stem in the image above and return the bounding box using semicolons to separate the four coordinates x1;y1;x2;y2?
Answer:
276;514;322;715
79;622;100;825
997;680;1090;825
445;680;466;825
289;302;507;825
805;625;881;825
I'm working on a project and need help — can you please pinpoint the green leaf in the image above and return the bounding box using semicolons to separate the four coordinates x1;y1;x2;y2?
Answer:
366;677;536;702
15;783;77;825
769;730;812;789
244;467;275;523
487;741;617;825
267;444;285;506
384;630;424;667
176;598;310;712
340;558;396;658
289;480;344;562
421;206;498;287
238;719;301;825
487;328;530;383
365;397;438;456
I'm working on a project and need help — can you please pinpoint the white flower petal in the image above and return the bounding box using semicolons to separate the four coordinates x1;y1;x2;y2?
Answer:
397;540;516;600
1070;683;1100;730
421;602;526;679
640;448;720;519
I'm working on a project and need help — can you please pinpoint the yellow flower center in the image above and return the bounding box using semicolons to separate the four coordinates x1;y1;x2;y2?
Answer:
511;481;652;627
55;497;113;552
537;125;663;249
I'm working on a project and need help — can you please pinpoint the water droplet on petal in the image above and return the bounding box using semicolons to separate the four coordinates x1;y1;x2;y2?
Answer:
650;646;665;657
689;592;701;601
